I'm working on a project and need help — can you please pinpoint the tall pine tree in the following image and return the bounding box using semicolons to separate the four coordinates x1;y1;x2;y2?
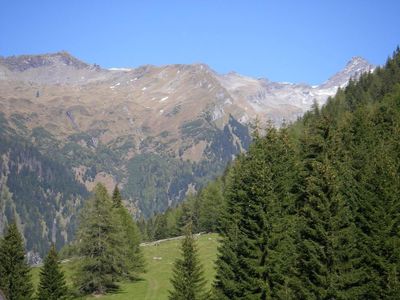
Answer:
74;183;125;295
0;222;33;300
214;126;298;299
37;244;68;300
294;111;365;299
169;223;208;300
337;91;400;298
112;185;145;279
198;179;225;233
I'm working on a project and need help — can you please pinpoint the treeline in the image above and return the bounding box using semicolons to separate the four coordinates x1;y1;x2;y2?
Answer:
137;177;226;241
0;183;145;298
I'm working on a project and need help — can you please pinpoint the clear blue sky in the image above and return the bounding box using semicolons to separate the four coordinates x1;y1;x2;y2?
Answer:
1;0;399;85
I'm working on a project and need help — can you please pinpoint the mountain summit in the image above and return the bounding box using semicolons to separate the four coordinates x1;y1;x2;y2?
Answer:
0;51;89;71
320;56;374;89
0;51;100;83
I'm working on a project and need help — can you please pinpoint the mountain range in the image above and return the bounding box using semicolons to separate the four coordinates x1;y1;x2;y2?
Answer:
0;51;373;260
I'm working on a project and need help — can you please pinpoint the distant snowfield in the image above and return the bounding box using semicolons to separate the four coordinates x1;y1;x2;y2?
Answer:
108;68;132;72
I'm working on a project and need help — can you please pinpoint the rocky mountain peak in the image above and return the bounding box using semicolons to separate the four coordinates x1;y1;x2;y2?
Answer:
319;56;374;89
344;56;373;76
50;51;90;69
0;51;89;72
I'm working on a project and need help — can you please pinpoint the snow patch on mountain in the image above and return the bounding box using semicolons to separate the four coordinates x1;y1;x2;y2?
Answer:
160;96;169;102
109;67;132;72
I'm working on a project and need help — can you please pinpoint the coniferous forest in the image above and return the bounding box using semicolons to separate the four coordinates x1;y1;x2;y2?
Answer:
212;47;400;299
142;48;400;299
0;48;399;299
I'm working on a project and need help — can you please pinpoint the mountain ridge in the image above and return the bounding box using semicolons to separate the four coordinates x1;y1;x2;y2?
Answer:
0;51;374;259
0;51;373;85
0;51;375;196
0;51;375;126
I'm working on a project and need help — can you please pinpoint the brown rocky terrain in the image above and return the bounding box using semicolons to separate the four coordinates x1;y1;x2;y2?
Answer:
0;52;373;161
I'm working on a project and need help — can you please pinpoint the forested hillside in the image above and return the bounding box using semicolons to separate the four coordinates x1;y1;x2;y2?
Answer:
0;113;88;260
140;48;400;299
0;50;369;258
0;51;368;221
213;48;400;299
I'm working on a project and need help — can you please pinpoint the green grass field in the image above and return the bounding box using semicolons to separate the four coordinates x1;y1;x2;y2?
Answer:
31;233;219;299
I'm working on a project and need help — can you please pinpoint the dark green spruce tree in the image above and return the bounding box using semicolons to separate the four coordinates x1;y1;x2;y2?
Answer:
198;179;225;233
0;222;33;300
137;217;149;241
339;90;400;298
154;213;169;240
37;244;68;300
169;222;208;300
177;199;195;234
112;185;145;279
294;109;365;299
74;183;125;295
212;158;248;300
214;126;299;299
111;185;123;208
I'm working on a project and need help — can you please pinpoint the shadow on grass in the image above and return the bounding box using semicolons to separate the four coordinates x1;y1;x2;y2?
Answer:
90;277;147;297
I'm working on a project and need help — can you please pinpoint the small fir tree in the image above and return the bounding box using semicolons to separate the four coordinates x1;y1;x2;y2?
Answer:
154;213;169;240
169;223;208;300
37;244;68;300
177;201;193;233
0;222;33;300
111;185;123;208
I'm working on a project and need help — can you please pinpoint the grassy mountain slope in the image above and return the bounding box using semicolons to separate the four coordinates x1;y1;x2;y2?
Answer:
31;233;219;299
